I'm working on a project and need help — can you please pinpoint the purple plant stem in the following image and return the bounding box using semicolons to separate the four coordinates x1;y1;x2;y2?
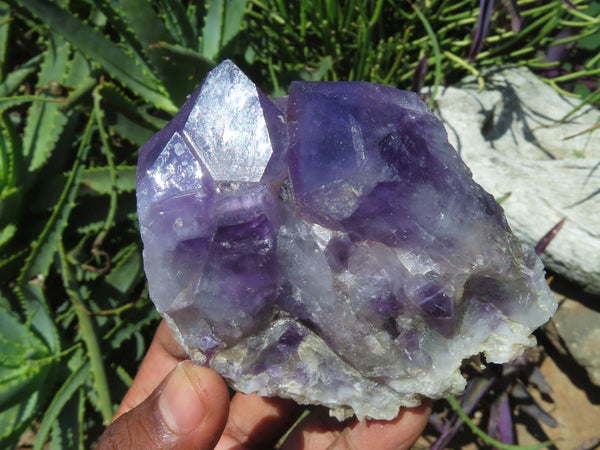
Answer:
541;27;576;79
411;55;429;94
502;0;522;32
535;218;566;256
488;392;515;444
469;0;495;62
431;376;496;449
529;365;554;395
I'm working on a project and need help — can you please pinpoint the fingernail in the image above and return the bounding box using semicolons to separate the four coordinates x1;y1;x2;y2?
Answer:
158;361;208;435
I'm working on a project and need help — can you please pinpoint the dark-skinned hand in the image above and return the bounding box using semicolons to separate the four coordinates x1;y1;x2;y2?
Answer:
97;320;431;449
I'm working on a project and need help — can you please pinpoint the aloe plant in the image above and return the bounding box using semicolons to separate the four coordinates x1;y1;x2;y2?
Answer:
0;0;248;447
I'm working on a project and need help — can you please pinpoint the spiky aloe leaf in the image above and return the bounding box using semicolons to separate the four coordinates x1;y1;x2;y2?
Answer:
16;113;93;285
116;0;194;104
80;166;137;196
156;0;197;49
98;82;165;146
63;49;95;103
203;0;225;60
222;0;247;50
49;385;85;450
0;388;42;448
146;41;215;105
0;113;19;194
0;114;21;250
0;300;56;448
104;242;142;298
21;35;70;180
0;224;15;250
0;2;11;80
24;164;137;218
19;0;176;113
56;240;113;424
13;109;96;353
33;360;90;450
202;0;248;61
0;53;43;97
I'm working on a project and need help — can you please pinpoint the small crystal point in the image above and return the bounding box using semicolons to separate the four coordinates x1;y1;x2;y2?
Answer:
137;61;557;420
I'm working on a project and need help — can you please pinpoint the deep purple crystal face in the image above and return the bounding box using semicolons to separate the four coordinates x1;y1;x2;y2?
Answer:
137;61;556;420
186;183;280;346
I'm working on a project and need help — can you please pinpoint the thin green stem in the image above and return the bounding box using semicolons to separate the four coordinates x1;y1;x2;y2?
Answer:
443;51;484;90
564;7;600;25
548;67;600;83
586;51;600;69
57;238;114;425
368;0;384;28
446;395;552;450
91;85;118;250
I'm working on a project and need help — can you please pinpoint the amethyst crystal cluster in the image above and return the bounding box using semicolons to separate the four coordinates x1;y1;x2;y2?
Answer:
136;61;556;420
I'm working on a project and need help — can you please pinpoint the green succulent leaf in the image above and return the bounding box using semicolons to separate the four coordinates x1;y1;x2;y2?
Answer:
98;82;165;145
222;0;248;51
202;0;248;61
0;223;15;250
116;0;197;103
56;240;114;425
49;386;85;450
80;165;137;196
155;0;198;49
21;35;70;178
0;388;42;448
0;301;56;447
0;112;19;194
19;0;177;113
0;184;21;212
147;41;215;105
104;242;142;297
17;114;93;288
0;2;9;80
12;283;58;355
33;360;90;450
118;0;173;51
0;54;43;98
13;110;96;353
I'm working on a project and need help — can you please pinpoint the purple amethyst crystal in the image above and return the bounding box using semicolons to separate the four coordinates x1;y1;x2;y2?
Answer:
136;60;556;420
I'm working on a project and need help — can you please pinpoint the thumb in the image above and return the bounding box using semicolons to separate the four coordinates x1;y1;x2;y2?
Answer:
98;361;229;450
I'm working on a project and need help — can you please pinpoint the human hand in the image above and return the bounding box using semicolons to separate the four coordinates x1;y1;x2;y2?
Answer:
97;320;431;449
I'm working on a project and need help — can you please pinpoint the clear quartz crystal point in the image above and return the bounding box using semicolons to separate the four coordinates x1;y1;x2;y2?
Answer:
137;60;557;420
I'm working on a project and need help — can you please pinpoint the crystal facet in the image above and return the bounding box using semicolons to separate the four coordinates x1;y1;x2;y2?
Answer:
136;61;557;420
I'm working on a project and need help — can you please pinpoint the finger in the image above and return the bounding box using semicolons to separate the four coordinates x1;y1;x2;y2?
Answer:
114;320;186;420
281;400;432;450
279;406;347;450
156;319;188;359
98;361;229;450
329;400;432;450
216;392;303;449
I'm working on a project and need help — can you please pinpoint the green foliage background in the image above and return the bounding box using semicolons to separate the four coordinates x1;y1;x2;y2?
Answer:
0;0;597;447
